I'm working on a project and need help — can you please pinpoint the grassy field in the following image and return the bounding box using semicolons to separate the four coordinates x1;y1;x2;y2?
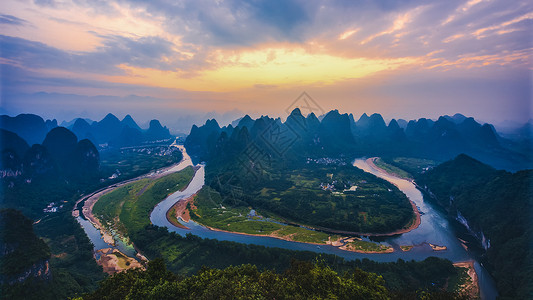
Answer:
383;157;439;177
100;149;182;180
374;158;412;179
190;186;331;244
92;167;195;236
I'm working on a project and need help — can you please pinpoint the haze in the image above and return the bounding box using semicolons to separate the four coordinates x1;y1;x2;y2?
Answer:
1;0;531;131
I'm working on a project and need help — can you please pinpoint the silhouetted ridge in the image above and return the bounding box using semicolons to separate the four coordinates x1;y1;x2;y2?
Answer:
146;120;171;140
42;127;78;164
0;114;49;145
185;110;529;171
121;114;142;131
237;115;254;129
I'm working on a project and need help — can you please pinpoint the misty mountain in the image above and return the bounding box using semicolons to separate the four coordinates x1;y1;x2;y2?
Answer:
60;118;94;128
185;109;531;171
443;113;468;124
0;114;56;145
396;119;408;129
145;120;171;141
317;110;355;152
1;127;100;181
121;114;142;131
67;114;172;147
93;113;123;143
71;118;95;143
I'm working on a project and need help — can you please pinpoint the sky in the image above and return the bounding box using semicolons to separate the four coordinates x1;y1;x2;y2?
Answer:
0;0;531;132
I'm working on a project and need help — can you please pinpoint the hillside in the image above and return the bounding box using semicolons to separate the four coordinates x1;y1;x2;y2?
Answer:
417;154;532;299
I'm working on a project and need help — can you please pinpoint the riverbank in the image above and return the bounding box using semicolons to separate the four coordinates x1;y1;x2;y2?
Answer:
96;248;146;274
453;261;479;299
72;148;193;273
166;193;197;229
176;200;401;254
365;157;421;236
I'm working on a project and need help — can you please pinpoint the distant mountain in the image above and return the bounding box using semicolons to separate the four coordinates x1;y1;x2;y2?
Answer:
0;114;50;145
71;118;95;143
185;110;531;171
443;113;467;124
67;114;174;148
145;120;171;141
3;113;174;149
396;118;408;129
45;119;58;131
121;114;142;131
236;115;255;129
184;119;221;162
317;110;355;152
61;118;94;128
114;126;145;147
93;113;122;143
1;126;100;182
418;154;532;299
42;127;78;167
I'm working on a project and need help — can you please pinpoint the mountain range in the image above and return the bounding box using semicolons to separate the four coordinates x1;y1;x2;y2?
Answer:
1;126;100;182
69;113;171;147
0;113;172;149
185;109;531;171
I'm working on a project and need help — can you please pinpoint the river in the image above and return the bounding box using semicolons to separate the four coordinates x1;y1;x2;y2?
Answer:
77;147;498;299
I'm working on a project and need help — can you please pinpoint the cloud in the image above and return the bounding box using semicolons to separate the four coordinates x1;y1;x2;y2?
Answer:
0;33;187;75
0;14;30;26
1;0;531;123
120;0;312;47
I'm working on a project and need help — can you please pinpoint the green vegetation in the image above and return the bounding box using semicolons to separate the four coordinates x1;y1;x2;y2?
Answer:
207;162;414;234
380;157;439;178
0;209;50;277
81;258;468;300
446;267;471;294
419;154;533;299
0;208;104;300
190;186;331;244
92;165;466;297
82;259;391;300
400;246;414;252
374;158;412;179
93;166;195;235
100;148;183;181
0;146;183;299
344;240;393;253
